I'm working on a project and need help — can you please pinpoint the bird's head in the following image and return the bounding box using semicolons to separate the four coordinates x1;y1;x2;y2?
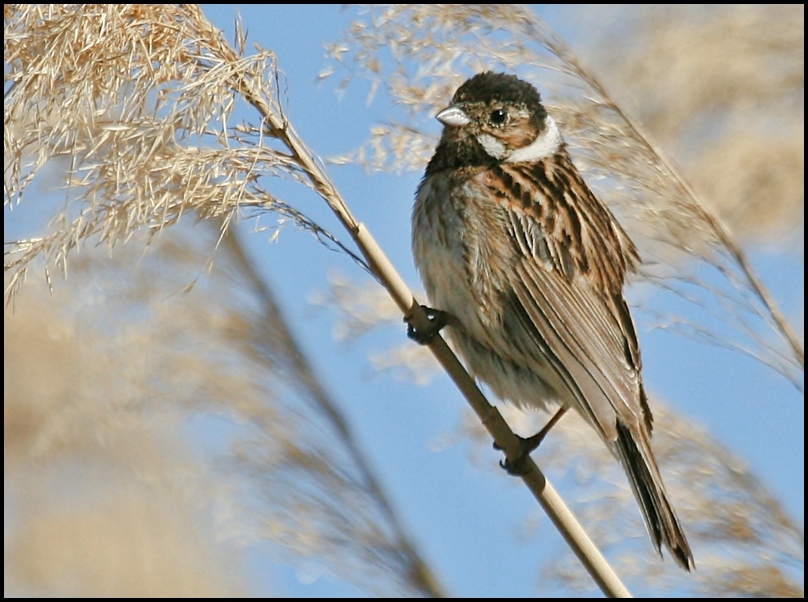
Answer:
434;72;562;165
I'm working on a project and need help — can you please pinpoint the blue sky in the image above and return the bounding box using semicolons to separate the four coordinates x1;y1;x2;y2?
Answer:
191;4;804;596
5;4;802;597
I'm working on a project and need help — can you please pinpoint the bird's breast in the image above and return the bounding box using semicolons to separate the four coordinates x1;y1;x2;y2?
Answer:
413;171;563;411
413;173;510;342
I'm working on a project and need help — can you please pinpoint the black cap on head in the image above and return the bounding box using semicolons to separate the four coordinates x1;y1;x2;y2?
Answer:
452;72;543;110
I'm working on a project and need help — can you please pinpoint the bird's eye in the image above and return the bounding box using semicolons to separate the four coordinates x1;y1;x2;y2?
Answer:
490;108;508;125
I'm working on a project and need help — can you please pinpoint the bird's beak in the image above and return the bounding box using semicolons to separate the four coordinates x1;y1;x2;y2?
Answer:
436;105;470;127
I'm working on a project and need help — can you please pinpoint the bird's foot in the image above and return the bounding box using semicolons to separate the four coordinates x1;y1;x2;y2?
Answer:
406;305;452;345
495;407;569;475
495;436;537;476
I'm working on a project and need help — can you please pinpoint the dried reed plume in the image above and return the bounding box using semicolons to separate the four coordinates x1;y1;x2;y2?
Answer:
323;4;803;390
5;4;803;597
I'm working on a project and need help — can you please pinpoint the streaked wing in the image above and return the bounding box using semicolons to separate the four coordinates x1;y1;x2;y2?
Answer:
486;155;638;296
508;261;642;440
488;159;646;441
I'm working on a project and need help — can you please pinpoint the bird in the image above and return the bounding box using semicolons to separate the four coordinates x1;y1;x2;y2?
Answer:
409;71;694;570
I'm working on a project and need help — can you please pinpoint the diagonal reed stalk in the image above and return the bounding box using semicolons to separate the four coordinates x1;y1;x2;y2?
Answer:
235;42;632;600
4;4;631;596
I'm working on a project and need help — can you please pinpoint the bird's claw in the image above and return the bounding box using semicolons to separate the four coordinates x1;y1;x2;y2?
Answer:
495;407;568;475
499;457;531;476
406;305;451;345
494;438;534;476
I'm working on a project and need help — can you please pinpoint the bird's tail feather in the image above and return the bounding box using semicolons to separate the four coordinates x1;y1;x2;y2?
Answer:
614;421;694;571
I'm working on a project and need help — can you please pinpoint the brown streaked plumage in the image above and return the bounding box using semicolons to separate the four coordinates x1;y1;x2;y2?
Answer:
411;72;693;570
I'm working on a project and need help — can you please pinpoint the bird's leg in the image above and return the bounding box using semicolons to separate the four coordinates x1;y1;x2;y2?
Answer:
520;406;569;452
406;305;454;345
499;407;569;475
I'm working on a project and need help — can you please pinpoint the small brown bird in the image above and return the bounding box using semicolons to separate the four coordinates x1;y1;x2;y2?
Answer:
410;72;693;570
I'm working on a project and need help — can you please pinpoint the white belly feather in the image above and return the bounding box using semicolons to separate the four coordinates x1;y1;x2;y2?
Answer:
413;174;564;412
